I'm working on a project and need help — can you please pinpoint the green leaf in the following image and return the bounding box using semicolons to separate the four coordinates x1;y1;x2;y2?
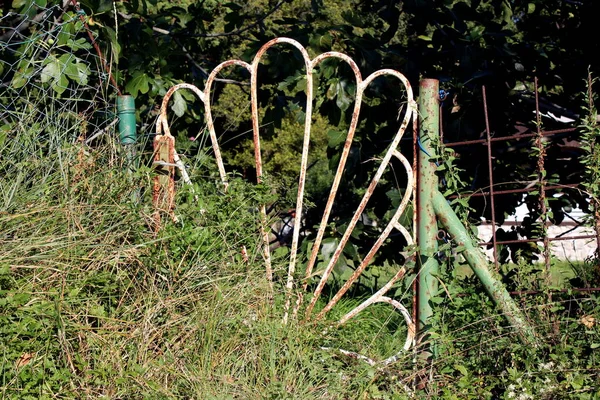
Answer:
41;59;60;84
40;56;70;94
74;62;90;85
67;37;93;51
125;72;150;98
455;364;468;376
591;343;600;349
335;81;352;111
294;77;307;92
386;188;402;207
11;68;31;89
327;130;346;148
175;11;194;27
527;3;536;13
171;91;187;117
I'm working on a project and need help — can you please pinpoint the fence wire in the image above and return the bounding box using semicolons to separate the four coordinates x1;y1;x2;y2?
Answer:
442;81;599;268
0;2;118;155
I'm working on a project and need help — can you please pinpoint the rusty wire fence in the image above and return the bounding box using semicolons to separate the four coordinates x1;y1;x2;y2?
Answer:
439;78;599;277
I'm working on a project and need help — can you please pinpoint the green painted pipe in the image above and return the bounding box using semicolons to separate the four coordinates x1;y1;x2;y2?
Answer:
432;190;540;347
117;95;137;144
417;79;441;336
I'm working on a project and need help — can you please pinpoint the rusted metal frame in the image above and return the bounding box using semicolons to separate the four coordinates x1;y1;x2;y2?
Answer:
416;79;440;342
304;69;416;320
156;39;418;339
478;234;599;247
297;52;363;318
247;38;316;322
449;183;580;199
482;86;499;270
444;127;577;147
293;52;363;320
534;78;551;272
314;150;415;321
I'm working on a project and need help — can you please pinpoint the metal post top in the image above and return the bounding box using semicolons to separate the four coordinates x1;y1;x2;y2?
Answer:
420;79;439;89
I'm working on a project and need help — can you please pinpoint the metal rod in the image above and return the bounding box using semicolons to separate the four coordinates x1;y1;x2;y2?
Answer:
444;127;577;147
482;86;499;269
478;233;598;246
432;190;540;347
417;79;440;342
449;183;580;199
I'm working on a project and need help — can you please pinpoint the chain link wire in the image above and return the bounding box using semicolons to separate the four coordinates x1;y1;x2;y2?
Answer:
1;2;119;156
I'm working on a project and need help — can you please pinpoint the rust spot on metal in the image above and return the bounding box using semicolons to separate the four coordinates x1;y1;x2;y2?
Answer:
152;134;175;232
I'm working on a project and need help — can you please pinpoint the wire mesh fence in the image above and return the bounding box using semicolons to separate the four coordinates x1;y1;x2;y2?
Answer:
0;1;119;153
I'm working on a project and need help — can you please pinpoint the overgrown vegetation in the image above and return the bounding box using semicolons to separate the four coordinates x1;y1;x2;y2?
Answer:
1;104;599;398
1;1;599;398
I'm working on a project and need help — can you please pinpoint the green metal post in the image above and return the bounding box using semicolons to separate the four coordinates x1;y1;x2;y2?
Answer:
117;95;139;203
117;95;137;145
117;95;137;170
417;79;441;339
432;190;539;347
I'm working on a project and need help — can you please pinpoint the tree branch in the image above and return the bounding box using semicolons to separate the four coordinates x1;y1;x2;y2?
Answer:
173;37;249;87
0;8;52;43
117;12;249;86
187;0;289;38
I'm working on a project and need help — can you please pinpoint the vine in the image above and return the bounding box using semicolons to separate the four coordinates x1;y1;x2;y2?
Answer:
580;71;600;264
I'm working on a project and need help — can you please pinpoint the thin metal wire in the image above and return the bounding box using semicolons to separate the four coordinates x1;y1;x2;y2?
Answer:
482;86;499;270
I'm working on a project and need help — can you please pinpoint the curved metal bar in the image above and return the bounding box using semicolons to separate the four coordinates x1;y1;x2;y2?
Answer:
156;39;417;345
321;294;415;368
155;83;220;187
314;151;414;320
293;52;363;318
204;59;253;189
305;70;416;320
249;38;315;321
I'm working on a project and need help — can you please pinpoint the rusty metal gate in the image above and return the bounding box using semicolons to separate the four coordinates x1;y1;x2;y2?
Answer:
151;37;553;364
153;37;418;364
